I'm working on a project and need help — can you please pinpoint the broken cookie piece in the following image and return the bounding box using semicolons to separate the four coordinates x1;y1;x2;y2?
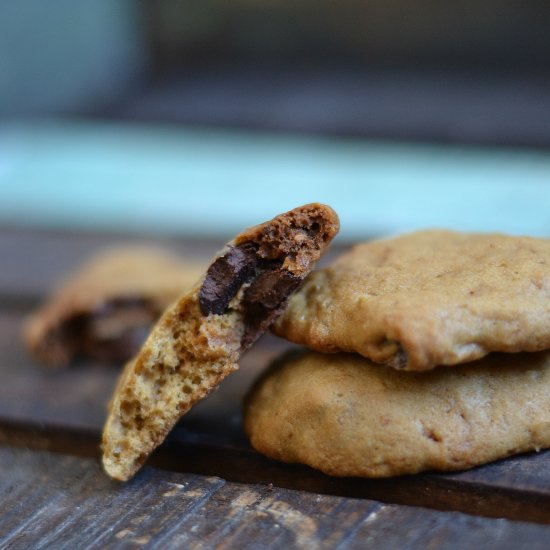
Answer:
24;247;204;367
102;203;339;481
273;230;550;371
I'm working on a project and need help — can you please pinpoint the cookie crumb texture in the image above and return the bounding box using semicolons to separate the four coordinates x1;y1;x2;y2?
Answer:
102;297;242;481
274;230;550;371
102;204;339;480
244;350;550;477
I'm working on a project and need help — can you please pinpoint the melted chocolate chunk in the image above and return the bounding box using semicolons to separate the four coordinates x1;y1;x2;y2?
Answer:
83;301;157;362
199;243;258;315
241;269;302;349
58;298;159;364
199;240;306;348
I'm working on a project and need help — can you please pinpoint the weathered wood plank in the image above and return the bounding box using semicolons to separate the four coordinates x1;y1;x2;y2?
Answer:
3;418;550;526
1;446;549;550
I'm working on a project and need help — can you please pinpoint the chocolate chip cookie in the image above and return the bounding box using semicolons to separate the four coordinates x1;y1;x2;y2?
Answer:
245;349;550;477
273;230;550;371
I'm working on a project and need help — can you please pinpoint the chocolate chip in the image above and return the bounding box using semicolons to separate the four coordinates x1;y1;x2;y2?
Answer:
389;345;409;369
199;243;258;315
198;236;311;348
51;298;159;365
241;268;302;349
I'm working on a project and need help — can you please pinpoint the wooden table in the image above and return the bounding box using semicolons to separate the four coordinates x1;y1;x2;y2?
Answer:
1;227;550;549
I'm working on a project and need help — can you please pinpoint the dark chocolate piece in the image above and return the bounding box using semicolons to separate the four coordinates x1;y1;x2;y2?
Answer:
82;301;157;362
199;244;258;315
198;240;303;348
241;269;302;349
388;345;409;370
49;299;159;365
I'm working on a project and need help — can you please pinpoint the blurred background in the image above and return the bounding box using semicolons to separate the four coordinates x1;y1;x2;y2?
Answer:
1;0;549;241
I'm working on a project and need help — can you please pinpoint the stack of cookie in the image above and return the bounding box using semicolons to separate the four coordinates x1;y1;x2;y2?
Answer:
244;230;550;477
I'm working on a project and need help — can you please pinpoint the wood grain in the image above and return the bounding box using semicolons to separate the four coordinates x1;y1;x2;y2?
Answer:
1;446;549;550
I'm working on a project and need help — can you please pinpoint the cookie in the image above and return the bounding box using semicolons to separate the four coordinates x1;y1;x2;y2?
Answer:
244;349;550;477
24;247;204;367
102;204;339;481
273;230;550;371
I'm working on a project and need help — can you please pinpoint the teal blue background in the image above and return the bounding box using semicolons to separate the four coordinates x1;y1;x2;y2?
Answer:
0;120;548;241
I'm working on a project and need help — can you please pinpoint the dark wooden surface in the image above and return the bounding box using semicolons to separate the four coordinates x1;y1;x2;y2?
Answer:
1;227;550;548
0;447;549;550
2;446;550;550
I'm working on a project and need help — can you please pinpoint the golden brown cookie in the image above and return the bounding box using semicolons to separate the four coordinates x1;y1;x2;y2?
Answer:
273;230;550;371
102;204;339;481
24;247;204;367
245;349;550;477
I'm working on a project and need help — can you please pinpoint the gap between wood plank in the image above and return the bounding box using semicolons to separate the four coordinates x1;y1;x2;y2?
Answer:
1;419;549;526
